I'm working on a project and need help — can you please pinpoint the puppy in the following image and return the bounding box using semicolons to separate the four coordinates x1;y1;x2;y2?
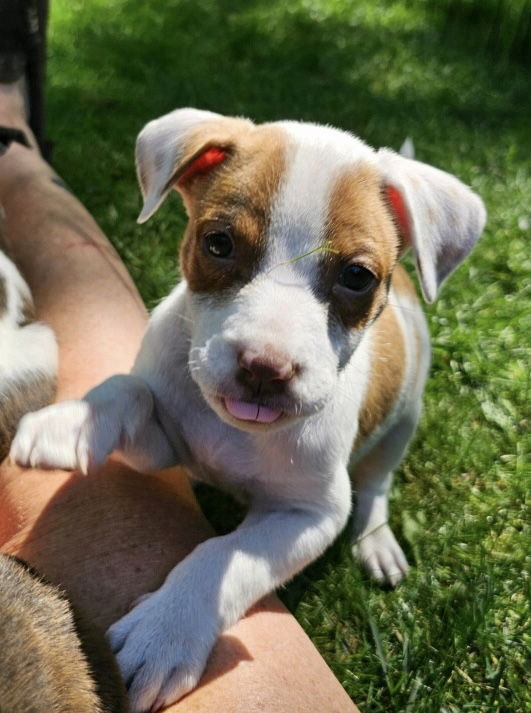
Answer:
0;553;129;712
11;109;486;712
0;210;57;459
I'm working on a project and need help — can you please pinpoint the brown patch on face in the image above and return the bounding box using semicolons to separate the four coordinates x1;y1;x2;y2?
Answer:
321;167;412;444
178;124;287;294
0;373;56;462
322;165;401;329
355;295;406;447
18;294;36;326
0;275;6;316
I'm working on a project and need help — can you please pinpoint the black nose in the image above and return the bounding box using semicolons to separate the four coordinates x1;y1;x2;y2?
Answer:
237;348;295;386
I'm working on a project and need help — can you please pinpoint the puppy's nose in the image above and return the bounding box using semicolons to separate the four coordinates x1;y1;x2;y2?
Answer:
238;348;295;384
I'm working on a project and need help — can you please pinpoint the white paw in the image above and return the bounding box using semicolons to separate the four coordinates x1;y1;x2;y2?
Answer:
107;588;218;713
352;523;409;586
10;400;115;474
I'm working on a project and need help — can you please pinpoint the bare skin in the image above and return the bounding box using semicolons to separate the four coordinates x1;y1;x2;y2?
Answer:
0;90;358;713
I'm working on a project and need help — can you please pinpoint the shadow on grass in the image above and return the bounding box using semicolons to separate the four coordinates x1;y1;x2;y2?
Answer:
47;0;530;309
49;0;530;151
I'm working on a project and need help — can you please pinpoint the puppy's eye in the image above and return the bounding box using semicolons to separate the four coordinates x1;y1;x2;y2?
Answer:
204;231;234;259
339;264;375;292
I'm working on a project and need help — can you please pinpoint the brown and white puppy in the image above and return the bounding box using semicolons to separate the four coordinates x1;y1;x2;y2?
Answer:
11;109;486;712
0;210;57;459
0;554;129;713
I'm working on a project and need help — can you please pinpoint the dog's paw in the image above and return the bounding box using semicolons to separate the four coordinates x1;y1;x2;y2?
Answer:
10;400;113;474
352;523;409;587
107;589;217;713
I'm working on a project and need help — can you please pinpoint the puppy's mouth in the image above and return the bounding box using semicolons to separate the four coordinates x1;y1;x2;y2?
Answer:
222;397;283;424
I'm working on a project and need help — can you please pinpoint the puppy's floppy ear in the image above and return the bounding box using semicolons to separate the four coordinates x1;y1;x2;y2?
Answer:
377;149;486;302
135;108;253;223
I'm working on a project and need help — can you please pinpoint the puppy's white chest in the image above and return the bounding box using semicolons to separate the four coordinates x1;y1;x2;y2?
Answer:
181;411;260;486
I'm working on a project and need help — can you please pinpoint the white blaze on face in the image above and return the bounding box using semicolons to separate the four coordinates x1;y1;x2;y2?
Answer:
189;273;337;420
264;121;376;273
251;121;376;332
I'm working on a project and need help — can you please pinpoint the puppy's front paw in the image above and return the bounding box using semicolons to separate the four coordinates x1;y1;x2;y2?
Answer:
107;589;217;713
352;523;409;587
10;400;113;474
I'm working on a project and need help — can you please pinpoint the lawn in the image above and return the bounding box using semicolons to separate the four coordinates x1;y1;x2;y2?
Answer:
46;1;529;711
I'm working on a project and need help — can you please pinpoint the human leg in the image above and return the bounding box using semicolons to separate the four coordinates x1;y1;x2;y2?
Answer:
0;100;358;712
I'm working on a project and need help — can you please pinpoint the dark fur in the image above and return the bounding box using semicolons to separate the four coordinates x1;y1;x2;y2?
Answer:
0;554;129;712
0;372;55;460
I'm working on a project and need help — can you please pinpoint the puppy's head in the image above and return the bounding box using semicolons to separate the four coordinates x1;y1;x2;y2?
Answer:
136;109;486;431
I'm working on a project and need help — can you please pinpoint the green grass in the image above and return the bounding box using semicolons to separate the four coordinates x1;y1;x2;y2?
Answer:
46;1;530;711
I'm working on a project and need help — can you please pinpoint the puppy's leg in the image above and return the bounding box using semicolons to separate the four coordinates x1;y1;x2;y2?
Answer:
107;470;352;713
10;374;175;474
351;412;418;586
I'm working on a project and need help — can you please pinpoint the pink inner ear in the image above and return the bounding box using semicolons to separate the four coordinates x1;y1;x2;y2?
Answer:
178;147;227;184
386;185;410;239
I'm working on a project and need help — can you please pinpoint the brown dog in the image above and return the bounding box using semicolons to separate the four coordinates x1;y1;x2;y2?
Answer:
0;553;129;712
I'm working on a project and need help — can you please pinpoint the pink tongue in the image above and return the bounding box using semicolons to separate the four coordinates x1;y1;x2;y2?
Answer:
224;398;282;424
